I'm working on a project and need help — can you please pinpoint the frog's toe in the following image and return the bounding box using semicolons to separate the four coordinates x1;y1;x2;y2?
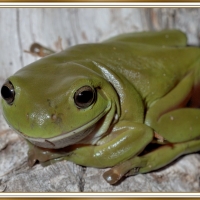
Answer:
126;167;140;176
103;168;123;185
103;168;124;185
103;156;148;184
27;154;37;167
103;166;141;184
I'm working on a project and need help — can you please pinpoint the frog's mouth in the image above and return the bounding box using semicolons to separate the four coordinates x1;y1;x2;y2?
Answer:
17;104;112;149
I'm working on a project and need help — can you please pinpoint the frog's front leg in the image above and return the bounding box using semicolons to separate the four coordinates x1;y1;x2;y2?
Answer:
104;138;200;184
27;141;70;167
145;71;200;143
65;122;153;170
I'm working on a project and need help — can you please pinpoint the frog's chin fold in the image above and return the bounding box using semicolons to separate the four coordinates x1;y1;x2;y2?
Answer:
16;105;112;149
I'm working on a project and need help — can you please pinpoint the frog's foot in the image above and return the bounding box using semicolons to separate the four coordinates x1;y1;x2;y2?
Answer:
27;141;72;167
123;139;200;183
103;138;200;184
103;157;147;184
27;144;59;167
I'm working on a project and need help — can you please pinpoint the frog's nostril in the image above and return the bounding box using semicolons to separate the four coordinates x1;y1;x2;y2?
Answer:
1;80;15;105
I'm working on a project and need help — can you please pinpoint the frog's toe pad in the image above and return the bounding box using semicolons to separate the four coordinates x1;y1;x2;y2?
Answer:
103;169;122;185
27;156;37;167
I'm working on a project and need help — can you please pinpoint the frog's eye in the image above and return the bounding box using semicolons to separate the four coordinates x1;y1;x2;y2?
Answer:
1;80;15;105
74;86;96;109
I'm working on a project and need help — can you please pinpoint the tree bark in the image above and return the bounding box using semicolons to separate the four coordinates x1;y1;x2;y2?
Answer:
1;8;200;192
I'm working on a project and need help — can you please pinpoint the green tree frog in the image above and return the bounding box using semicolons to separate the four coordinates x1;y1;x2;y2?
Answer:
1;30;200;184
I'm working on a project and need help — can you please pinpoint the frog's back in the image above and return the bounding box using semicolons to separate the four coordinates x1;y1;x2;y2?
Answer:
101;30;200;106
103;29;187;47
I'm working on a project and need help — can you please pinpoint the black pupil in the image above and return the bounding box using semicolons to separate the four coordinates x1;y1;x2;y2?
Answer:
1;81;15;105
77;90;93;104
1;85;13;100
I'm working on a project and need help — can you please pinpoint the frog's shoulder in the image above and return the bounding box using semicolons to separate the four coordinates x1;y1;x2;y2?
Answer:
102;29;187;47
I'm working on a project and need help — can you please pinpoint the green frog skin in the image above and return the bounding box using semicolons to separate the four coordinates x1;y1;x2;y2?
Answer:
1;30;200;184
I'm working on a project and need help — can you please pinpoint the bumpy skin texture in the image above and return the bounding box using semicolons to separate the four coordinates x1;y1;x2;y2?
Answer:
1;30;200;184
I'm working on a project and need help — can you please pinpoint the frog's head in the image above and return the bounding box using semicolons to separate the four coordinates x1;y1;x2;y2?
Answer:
1;55;119;149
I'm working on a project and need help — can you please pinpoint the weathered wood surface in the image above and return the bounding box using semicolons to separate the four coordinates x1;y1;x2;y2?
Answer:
1;8;200;192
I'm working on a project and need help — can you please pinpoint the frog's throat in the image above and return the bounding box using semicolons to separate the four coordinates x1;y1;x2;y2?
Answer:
20;103;112;149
